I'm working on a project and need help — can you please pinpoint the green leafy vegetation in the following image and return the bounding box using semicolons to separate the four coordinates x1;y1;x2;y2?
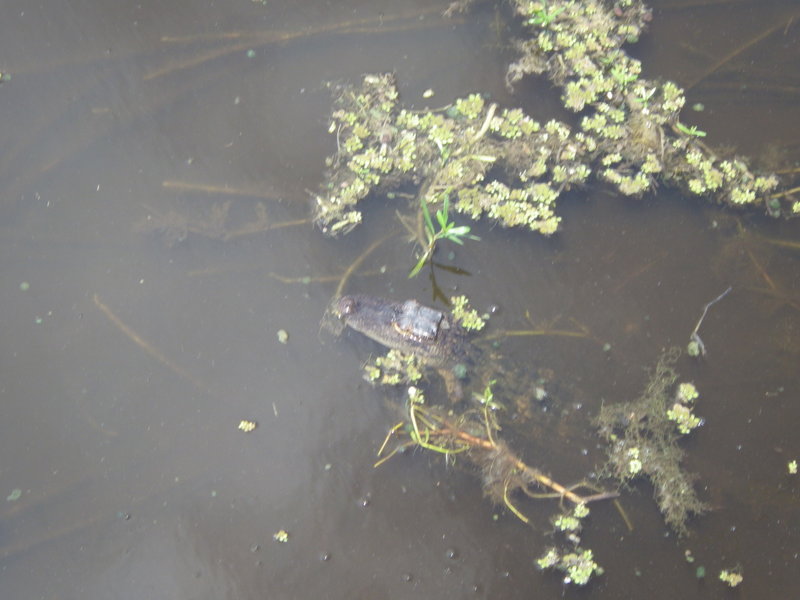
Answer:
315;0;789;245
317;0;793;587
408;194;479;278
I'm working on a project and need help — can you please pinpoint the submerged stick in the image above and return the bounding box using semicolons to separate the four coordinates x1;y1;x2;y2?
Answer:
482;328;591;341
743;249;800;312
380;402;617;511
144;40;253;80
745;285;800;313
768;185;800;202
443;426;591;505
685;18;789;90
662;0;755;10
225;217;310;239
162;179;286;201
334;230;396;298
480;315;597;345
745;248;778;292
93;294;206;391
160;5;449;45
148;8;459;80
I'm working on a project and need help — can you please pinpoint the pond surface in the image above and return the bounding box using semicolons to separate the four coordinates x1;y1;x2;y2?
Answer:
1;0;798;598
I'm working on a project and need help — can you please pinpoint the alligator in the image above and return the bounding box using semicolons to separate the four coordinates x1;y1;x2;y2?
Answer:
334;294;474;399
333;294;559;423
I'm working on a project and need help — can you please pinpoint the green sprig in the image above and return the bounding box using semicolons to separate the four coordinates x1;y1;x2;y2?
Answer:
676;122;707;138
409;193;480;278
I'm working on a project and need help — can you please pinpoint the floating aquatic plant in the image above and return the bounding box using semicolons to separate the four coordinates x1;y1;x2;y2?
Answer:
315;0;789;240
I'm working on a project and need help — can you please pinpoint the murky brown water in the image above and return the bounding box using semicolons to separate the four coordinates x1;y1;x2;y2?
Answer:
1;1;798;598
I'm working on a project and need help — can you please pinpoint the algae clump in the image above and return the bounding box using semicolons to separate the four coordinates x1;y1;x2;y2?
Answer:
596;348;707;535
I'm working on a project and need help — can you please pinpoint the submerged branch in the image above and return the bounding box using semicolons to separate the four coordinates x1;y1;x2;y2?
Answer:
377;400;617;522
684;17;792;91
334;230;397;298
93;294;206;392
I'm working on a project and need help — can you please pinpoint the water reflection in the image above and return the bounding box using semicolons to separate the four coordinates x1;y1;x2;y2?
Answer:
0;1;798;598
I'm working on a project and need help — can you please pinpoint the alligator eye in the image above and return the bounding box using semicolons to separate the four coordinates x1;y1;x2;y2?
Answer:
338;296;356;316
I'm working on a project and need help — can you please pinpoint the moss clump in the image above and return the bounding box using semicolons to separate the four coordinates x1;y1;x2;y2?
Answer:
596;348;707;535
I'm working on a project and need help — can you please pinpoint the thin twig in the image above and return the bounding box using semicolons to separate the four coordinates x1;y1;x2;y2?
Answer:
472;102;498;142
769;185;800;201
483;328;590;340
162;179;286;201
144;41;253;80
225;218;310;239
774;167;800;176
93;294;206;392
438;426;592;505
689;285;732;355
334;230;396;298
503;481;530;524
684;18;789;90
147;9;460;80
662;0;750;9
613;498;635;532
745;249;777;291
161;5;449;45
745;285;800;313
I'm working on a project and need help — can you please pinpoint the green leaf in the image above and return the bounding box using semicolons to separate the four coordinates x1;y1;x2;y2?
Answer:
421;198;435;237
448;225;471;236
436;208;448;230
676;122;707;137
408;252;429;278
436;193;450;229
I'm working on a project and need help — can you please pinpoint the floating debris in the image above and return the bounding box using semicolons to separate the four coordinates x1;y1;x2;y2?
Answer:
450;295;486;331
719;568;743;587
695;566;706;579
238;420;258;433
273;529;289;543
536;546;604;586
